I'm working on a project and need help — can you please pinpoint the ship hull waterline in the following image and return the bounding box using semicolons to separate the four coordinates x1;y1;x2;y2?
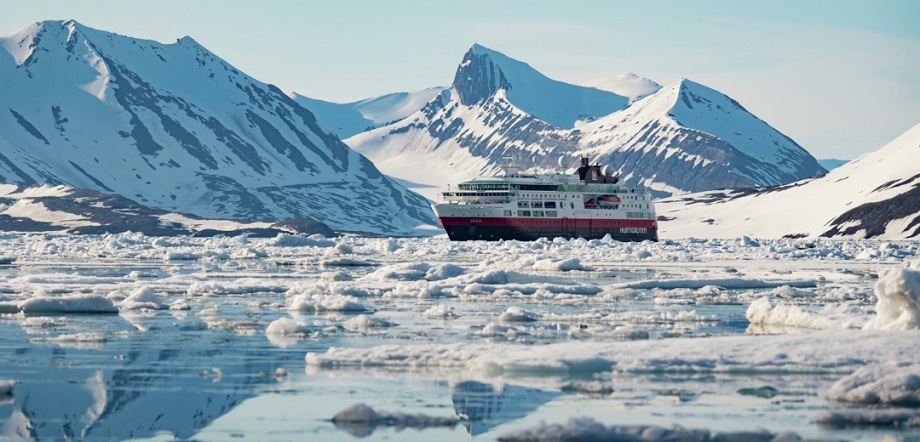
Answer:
437;216;658;242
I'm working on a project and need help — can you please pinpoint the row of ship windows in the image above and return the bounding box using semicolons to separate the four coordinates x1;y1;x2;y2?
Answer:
517;201;557;209
503;209;651;219
504;210;559;217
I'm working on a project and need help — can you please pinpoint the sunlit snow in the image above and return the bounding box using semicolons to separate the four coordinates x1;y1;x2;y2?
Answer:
0;232;917;441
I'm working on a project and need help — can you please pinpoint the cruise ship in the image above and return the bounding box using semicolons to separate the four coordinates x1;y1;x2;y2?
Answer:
432;158;658;241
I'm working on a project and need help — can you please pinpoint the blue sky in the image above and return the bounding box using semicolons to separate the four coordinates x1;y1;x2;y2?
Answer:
1;0;917;159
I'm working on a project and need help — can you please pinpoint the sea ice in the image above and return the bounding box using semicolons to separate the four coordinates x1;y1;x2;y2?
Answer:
745;297;864;331
19;294;118;314
864;266;920;330
286;293;369;312
118;287;167;310
498;306;541;322
423;304;459;319
343;314;396;329
826;364;920;406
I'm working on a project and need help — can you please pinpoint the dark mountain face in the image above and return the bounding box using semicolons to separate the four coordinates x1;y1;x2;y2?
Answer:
452;48;511;106
0;20;437;235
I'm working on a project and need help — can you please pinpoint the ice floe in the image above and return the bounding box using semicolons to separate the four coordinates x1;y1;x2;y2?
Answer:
864;265;920;330
19;294;118;314
118;287;167;310
826;364;920;406
306;331;920;376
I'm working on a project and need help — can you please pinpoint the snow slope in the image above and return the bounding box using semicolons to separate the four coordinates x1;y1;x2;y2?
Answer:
293;87;446;139
579;73;662;104
347;45;825;200
658;122;920;239
0;20;437;235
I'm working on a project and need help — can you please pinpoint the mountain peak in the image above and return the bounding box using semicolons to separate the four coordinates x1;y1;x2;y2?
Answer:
452;44;513;105
0;19;439;235
450;44;628;128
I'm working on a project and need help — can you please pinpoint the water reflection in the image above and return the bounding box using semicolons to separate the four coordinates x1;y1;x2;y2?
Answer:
0;312;306;441
450;380;558;436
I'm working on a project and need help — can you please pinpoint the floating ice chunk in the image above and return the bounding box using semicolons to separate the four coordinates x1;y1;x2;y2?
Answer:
363;262;431;281
745;297;864;331
164;251;200;261
424;263;465;281
230;247;267;259
737;236;760;247
372;238;400;253
266;317;307;348
864;267;920;330
496;417;710;442
0;302;20;314
19;294;117;314
423;305;458;319
287;294;368;312
498;306;540;322
332;242;353;254
633;250;652;260
270;233;335;248
20;316;56;329
331;403;456;437
0;379;14;395
321;271;352;282
265;317;306;336
169;299;191;310
614;278;817;290
771;285;813;299
568;323;650;340
119;287;166;310
826;364;920;406
343;314;396;329
469;270;509;284
532;258;590;272
478;323;522;338
817;407;920;428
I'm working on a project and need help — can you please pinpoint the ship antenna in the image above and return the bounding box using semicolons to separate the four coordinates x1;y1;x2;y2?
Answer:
501;152;522;176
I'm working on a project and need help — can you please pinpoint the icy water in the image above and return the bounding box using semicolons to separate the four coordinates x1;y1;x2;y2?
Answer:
0;233;919;441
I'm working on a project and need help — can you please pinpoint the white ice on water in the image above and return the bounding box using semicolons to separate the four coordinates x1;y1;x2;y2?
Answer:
0;231;919;438
827;364;920;405
864;264;920;330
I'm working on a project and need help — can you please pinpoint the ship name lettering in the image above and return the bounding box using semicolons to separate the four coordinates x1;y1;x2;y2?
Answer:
619;227;647;234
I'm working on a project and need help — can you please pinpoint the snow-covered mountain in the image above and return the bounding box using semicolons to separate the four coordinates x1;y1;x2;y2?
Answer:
0;20;437;235
293;87;445;139
579;73;662;104
819;159;849;171
657;122;920;240
347;44;825;200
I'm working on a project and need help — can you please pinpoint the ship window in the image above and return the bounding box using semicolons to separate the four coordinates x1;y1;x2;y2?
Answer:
544;202;556;209
518;210;531;217
532;202;543;208
533;211;544;217
517;201;530;208
546;210;558;217
458;183;510;191
504;210;512;216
